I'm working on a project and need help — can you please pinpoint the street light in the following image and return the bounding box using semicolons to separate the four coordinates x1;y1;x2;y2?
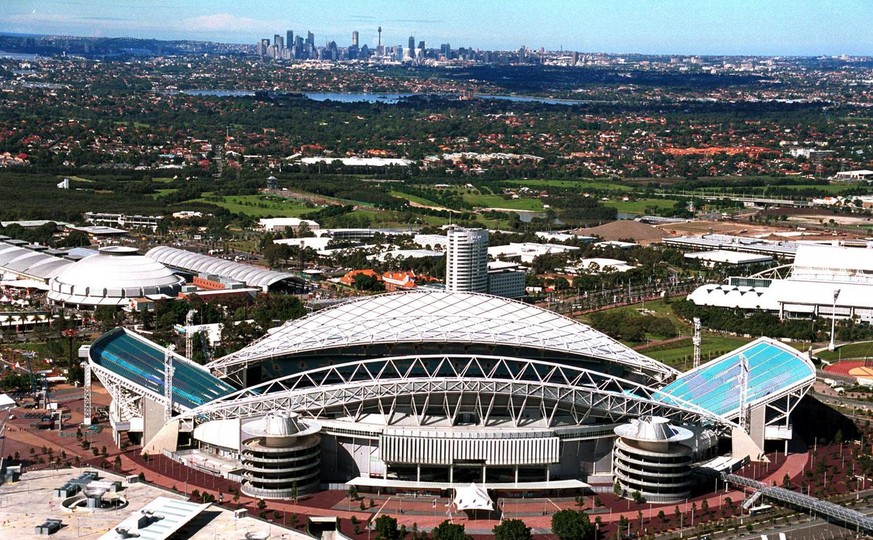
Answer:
828;289;841;352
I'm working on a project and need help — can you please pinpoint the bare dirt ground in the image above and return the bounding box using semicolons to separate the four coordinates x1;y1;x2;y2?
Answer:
656;219;867;241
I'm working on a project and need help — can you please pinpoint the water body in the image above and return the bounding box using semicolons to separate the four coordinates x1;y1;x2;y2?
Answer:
475;93;588;106
0;51;39;60
179;89;588;106
305;92;413;103
180;89;255;97
503;210;565;225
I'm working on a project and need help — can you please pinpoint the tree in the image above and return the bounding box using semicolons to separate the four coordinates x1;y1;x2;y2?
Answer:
493;519;531;540
375;515;400;540
353;272;384;291
432;520;468;540
552;509;595;540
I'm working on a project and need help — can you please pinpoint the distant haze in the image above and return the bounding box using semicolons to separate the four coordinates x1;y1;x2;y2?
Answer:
1;0;872;56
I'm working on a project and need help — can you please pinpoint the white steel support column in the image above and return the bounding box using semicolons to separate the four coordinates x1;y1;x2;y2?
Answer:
738;354;750;433
83;362;92;426
829;289;841;352
164;345;175;422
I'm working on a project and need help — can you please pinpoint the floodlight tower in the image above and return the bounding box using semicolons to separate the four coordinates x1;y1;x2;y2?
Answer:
185;310;196;359
738;353;750;432
164;345;176;422
83;361;92;426
692;317;702;369
828;289;841;352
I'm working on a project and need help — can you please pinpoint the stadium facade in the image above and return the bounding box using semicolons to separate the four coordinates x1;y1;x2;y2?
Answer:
688;244;873;321
85;291;815;503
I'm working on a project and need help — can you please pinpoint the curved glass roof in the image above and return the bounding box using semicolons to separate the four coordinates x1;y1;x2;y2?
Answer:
90;328;235;409
655;337;815;417
211;290;677;380
146;246;299;291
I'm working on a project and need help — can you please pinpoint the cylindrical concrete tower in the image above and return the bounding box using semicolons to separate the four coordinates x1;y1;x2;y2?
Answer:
613;416;693;503
241;413;322;499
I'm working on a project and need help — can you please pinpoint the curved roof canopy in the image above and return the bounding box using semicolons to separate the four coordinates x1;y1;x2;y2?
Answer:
0;241;72;281
146;246;299;292
211;290;678;381
89;328;235;410
48;246;184;306
656;337;815;419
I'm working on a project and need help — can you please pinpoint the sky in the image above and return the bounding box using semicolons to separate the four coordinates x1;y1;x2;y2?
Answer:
1;0;872;57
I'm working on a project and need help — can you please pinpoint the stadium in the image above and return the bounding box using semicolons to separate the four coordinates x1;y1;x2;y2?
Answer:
85;290;815;503
688;243;873;321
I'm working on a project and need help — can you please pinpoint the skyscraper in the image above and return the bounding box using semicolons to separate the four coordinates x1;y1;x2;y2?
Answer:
257;38;270;58
286;30;294;49
352;31;359;47
408;35;415;53
445;227;489;293
306;31;315;47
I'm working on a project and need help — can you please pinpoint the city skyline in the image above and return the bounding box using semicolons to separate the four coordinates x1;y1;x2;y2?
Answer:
1;0;873;57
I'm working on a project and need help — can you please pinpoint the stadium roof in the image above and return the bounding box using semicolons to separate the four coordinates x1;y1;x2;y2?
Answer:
655;337;815;418
146;246;301;292
792;244;873;278
0;241;71;281
90;328;235;410
686;283;781;311
210;290;678;381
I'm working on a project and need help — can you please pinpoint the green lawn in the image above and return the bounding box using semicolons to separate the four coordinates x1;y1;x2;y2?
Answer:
192;194;313;217
462;193;545;211
579;299;751;370
153;188;178;199
603;197;678;215
818;341;873;362
389;190;445;208
643;335;753;369
506;179;633;192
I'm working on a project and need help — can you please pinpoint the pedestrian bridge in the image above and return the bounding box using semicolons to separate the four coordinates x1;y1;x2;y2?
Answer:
722;472;873;533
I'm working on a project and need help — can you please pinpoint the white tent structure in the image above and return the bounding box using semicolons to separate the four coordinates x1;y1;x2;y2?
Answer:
452;483;494;512
0;394;14;411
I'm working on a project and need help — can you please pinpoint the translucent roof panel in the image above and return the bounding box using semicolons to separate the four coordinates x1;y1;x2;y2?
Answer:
656;337;814;417
146;245;298;291
212;290;677;380
90;328;235;409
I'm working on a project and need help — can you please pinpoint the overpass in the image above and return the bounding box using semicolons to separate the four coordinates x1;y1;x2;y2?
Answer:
722;472;873;533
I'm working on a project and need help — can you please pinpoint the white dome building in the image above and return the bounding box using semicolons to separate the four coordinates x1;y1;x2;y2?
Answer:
48;246;185;307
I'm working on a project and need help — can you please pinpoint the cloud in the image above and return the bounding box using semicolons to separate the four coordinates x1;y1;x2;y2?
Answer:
181;13;275;34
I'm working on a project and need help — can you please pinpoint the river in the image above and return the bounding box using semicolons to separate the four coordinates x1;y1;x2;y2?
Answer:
178;89;588;106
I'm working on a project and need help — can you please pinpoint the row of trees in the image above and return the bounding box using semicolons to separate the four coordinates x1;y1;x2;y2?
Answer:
373;509;593;540
589;309;678;343
672;300;820;341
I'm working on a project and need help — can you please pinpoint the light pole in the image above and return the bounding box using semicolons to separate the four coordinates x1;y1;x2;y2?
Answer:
829;289;841;352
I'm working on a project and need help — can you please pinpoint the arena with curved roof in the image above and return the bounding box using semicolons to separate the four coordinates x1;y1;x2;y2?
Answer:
48;246;185;307
146;246;307;293
85;291;815;498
